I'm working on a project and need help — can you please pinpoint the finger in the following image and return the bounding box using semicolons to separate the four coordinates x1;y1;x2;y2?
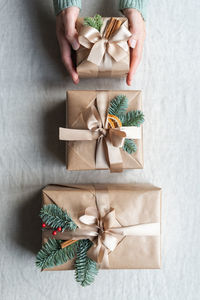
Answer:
63;14;80;50
57;32;79;84
126;39;144;86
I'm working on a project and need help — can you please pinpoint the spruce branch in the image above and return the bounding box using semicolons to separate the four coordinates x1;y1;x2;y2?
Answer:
75;239;98;287
108;95;128;118
36;238;78;270
120;110;144;127
39;204;77;231
84;14;103;32
123;139;137;154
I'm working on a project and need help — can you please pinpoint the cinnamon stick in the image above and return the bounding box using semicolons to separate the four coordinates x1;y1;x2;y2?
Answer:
61;239;77;249
104;17;116;39
104;18;123;39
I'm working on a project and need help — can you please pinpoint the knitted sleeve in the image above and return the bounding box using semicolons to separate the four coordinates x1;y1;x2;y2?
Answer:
119;0;149;20
53;0;81;15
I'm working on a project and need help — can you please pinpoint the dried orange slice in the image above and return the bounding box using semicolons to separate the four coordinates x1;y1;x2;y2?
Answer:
108;114;122;128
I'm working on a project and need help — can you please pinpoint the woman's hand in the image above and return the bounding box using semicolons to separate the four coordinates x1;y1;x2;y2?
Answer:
124;8;146;86
56;7;80;84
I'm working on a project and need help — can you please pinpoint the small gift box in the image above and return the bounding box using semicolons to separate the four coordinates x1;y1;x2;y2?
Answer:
36;184;161;286
59;90;144;172
76;15;132;78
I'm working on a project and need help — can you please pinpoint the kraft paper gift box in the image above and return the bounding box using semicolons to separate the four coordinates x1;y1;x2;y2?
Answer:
59;90;144;172
76;17;131;78
42;184;162;270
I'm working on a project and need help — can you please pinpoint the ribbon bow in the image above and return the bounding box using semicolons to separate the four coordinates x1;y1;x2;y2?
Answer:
78;19;132;68
59;92;141;172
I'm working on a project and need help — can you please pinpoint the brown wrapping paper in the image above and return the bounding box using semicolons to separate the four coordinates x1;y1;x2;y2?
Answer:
76;17;130;78
66;90;143;171
42;184;161;270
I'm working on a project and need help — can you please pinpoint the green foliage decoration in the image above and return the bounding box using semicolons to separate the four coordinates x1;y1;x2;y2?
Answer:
36;238;78;270
108;95;128;117
75;240;98;287
123;139;137;154
84;14;103;32
37;204;98;286
39;204;77;232
120;110;145;127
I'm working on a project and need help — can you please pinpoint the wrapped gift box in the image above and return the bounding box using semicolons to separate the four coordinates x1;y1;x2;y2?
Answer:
76;17;131;78
60;90;144;171
42;184;161;270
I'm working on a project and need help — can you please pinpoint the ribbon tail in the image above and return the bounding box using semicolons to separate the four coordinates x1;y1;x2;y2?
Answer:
109;223;161;236
59;127;98;141
107;42;128;62
96;137;109;169
105;137;123;173
99;52;113;72
87;39;106;66
87;239;110;269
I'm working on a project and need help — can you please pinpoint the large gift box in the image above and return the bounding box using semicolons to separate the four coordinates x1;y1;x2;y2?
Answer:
76;16;131;78
59;90;144;172
40;184;161;272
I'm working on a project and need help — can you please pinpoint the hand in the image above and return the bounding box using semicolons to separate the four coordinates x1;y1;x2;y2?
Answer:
56;7;80;84
123;9;146;86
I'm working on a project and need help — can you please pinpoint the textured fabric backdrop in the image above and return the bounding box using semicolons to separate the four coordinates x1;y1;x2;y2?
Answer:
0;0;200;299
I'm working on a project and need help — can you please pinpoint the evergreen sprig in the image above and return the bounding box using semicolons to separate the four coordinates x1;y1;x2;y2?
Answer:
36;238;78;270
84;14;103;32
108;95;128;117
39;204;77;231
36;238;98;287
123;139;137;154
120;110;145;127
75;240;98;287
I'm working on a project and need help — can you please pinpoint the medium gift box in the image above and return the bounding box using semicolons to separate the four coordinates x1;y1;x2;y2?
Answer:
36;184;161;286
59;90;144;172
76;16;131;78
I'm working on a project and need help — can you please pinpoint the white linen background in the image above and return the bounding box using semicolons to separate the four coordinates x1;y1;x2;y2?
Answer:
0;0;200;299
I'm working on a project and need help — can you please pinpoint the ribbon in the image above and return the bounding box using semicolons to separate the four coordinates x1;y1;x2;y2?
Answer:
59;92;141;172
78;18;132;69
43;185;160;269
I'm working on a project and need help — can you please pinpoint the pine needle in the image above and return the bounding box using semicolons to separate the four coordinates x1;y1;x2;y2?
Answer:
39;204;77;231
75;240;98;287
84;14;103;32
123;139;137;154
36;239;78;270
120;110;144;127
108;95;128;118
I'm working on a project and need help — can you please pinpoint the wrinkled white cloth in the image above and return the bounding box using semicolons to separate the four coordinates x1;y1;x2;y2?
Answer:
0;0;200;299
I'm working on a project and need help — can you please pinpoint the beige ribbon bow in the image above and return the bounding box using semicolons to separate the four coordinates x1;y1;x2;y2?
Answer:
59;92;141;172
78;19;132;68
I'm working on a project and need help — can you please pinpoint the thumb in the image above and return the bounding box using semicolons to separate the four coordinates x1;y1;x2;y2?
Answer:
64;16;80;50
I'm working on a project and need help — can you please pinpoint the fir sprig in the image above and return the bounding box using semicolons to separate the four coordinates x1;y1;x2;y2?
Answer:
84;14;103;32
39;204;77;232
75;240;98;287
108;95;128;117
36;238;78;270
123;139;137;154
120;110;144;127
36;238;98;286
